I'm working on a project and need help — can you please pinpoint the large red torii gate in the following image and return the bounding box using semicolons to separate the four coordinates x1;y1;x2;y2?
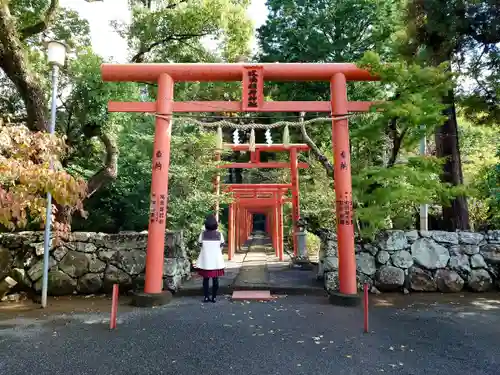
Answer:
102;62;377;305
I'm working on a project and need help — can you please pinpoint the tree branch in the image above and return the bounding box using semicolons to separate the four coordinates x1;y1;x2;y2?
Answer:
165;0;188;9
299;113;334;178
386;117;399;167
86;130;119;197
55;129;118;225
19;0;59;40
131;33;209;62
386;117;409;168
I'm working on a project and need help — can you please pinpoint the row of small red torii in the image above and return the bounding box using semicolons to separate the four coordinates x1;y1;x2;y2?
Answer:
101;62;378;299
217;143;309;261
227;188;288;261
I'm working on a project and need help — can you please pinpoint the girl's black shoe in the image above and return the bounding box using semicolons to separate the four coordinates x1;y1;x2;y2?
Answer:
203;297;210;303
211;297;216;303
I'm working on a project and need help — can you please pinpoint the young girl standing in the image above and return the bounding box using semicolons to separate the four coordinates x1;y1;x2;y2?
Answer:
196;214;225;302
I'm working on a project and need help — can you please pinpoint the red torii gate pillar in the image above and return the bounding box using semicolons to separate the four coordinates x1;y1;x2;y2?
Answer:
144;74;173;296
277;200;284;260
290;147;300;256
331;74;357;299
228;202;235;260
238;208;253;248
247;211;252;237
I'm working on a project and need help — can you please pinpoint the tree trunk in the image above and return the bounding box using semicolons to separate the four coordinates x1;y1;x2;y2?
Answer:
0;4;48;131
299;121;334;178
435;90;470;230
56;130;119;226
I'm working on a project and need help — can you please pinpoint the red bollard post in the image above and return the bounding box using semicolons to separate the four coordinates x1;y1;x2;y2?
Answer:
363;283;369;333
110;284;119;330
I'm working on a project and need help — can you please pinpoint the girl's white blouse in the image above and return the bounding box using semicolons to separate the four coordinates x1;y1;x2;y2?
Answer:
196;231;226;270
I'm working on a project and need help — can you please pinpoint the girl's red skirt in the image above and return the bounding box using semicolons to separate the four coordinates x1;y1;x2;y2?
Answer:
197;269;225;278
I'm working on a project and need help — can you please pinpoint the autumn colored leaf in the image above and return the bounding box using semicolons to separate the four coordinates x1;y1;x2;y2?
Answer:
0;123;87;231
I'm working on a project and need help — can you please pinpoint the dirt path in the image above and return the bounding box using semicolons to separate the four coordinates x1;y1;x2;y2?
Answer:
0;294;137;322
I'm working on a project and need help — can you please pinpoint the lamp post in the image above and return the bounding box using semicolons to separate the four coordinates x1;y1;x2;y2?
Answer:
41;41;67;308
419;126;429;232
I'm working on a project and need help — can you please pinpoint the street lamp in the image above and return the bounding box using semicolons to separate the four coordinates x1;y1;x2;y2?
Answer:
41;40;67;308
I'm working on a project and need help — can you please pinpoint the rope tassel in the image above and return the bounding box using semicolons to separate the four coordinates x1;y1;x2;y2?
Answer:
283;125;290;148
249;128;256;152
216;126;223;150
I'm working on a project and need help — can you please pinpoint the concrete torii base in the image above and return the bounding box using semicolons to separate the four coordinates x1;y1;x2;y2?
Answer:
131;290;173;307
328;291;361;307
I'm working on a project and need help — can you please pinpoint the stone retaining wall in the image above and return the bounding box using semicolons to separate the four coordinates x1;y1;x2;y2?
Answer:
0;231;190;297
318;230;500;293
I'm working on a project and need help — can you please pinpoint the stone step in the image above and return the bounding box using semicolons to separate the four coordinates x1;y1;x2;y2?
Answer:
231;290;273;301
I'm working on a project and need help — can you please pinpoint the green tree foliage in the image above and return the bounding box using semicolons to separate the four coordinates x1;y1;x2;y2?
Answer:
257;0;499;237
121;0;253;63
1;0;498;245
399;0;500;229
257;0;402;103
1;0;251;242
458;118;500;229
294;51;463;238
73;117;228;252
402;0;499;125
258;0;400;63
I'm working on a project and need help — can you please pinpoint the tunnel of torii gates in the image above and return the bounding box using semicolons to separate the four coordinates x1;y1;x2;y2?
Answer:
216;143;310;262
101;62;378;300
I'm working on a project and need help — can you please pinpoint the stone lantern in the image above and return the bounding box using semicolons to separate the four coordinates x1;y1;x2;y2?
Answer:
293;217;313;269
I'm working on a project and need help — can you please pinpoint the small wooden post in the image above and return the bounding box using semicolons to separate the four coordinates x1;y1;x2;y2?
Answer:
110;284;119;330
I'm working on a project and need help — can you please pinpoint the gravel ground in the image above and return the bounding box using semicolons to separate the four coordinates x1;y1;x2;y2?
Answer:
0;294;499;375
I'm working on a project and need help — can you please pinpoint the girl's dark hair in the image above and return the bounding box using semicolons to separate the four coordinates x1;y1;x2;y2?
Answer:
204;214;218;231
